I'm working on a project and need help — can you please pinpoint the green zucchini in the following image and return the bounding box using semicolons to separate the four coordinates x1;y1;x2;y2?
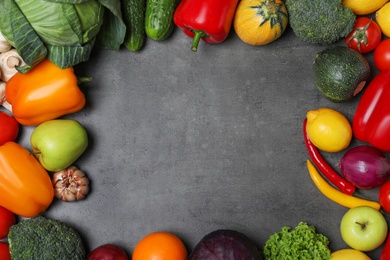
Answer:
122;0;146;51
313;46;370;102
145;0;177;41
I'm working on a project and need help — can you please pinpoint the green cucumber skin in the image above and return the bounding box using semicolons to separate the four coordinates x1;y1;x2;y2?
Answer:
145;0;176;41
122;0;146;51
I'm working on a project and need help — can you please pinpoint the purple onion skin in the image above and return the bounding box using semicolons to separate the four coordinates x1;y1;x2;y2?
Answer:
188;229;263;260
339;145;390;190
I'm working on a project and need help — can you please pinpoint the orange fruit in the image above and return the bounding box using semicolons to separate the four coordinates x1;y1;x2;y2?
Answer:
132;231;187;260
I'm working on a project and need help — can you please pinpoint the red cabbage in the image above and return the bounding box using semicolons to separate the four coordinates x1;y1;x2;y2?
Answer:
189;229;263;260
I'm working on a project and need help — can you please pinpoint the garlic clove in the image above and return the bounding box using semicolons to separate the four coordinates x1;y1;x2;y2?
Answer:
2;100;12;112
0;31;12;53
0;81;5;105
0;81;13;112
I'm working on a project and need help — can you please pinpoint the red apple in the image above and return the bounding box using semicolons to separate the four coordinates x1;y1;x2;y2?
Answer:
87;244;128;260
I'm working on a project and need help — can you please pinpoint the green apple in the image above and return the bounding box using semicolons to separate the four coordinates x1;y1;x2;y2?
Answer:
30;119;88;172
340;206;388;252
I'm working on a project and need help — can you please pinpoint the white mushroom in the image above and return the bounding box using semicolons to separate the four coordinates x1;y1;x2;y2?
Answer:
0;49;25;82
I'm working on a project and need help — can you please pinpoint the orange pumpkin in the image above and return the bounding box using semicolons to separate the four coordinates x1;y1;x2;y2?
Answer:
234;0;288;46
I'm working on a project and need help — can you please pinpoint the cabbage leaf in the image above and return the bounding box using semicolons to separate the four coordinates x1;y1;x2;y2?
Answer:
95;0;126;50
0;0;125;73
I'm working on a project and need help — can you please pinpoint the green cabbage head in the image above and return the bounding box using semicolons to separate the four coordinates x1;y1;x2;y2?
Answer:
0;0;125;73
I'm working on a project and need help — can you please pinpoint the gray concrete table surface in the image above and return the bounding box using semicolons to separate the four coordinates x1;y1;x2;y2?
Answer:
17;25;384;259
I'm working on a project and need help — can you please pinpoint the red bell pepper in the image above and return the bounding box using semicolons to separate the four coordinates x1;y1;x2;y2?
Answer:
353;70;390;152
381;233;390;260
173;0;239;52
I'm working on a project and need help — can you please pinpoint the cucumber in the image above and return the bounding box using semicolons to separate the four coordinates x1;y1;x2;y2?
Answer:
122;0;146;51
313;46;370;102
145;0;177;41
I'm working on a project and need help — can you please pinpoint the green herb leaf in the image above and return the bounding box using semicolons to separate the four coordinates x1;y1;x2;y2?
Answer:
263;222;332;260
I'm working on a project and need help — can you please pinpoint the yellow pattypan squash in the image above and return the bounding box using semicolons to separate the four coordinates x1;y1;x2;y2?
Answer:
234;0;289;46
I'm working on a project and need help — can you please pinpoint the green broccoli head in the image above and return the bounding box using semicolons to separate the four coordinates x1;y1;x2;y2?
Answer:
8;216;85;260
286;0;356;45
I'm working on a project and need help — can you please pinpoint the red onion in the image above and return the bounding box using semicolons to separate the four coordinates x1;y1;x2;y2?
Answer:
338;145;390;190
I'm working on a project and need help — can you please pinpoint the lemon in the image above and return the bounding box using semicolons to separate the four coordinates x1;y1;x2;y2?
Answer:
342;0;389;15
376;2;390;37
306;108;352;152
331;249;371;260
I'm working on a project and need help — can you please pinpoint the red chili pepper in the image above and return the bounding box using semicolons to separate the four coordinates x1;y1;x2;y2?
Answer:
381;234;390;260
303;119;356;195
173;0;239;52
353;70;390;152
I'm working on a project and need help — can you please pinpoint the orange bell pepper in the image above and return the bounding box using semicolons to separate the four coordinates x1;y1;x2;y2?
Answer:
5;59;87;126
0;142;54;217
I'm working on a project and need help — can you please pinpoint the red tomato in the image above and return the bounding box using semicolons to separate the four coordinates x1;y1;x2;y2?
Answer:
0;206;15;239
345;17;382;54
0;111;19;145
0;242;10;260
374;39;390;71
379;180;390;213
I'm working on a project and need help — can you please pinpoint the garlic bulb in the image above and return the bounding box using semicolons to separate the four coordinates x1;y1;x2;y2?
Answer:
52;166;90;202
0;31;12;53
0;49;25;82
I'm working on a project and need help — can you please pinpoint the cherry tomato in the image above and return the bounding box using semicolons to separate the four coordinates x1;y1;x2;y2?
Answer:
374;39;390;71
0;111;19;145
379;180;390;213
0;206;15;239
345;17;382;54
0;242;11;260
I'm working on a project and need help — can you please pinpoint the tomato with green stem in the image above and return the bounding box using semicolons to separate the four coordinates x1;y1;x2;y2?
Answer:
374;39;390;71
345;17;382;54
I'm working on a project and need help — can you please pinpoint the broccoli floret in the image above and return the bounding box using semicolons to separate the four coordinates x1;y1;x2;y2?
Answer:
8;216;85;260
285;0;356;45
